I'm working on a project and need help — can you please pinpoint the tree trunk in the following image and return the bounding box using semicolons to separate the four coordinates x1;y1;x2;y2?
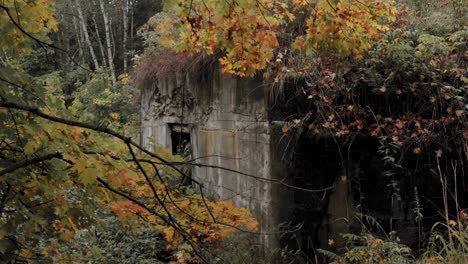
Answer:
72;15;85;65
92;15;107;67
130;0;134;40
75;0;99;69
110;16;116;61
98;0;117;87
122;0;129;72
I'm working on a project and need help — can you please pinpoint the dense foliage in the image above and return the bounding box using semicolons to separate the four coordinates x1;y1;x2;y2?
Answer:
158;0;397;77
1;0;467;263
1;1;257;262
154;0;467;263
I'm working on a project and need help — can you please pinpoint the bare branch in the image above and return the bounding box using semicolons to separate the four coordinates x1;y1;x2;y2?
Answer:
0;152;63;176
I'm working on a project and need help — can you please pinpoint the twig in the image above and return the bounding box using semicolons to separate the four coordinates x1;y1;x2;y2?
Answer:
0;4;91;71
0;183;11;214
97;177;213;263
0;152;63;176
0;101;335;194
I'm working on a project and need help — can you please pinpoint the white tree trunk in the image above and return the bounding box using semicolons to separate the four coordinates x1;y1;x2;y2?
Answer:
92;15;107;67
130;1;134;40
122;0;129;72
75;0;99;69
98;0;117;87
72;15;85;65
110;16;116;60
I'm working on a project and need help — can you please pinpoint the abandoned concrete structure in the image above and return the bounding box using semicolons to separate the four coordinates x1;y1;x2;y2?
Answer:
141;71;286;246
139;67;422;256
139;68;359;253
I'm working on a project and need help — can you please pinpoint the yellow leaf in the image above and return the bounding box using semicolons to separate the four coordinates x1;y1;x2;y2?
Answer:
246;220;258;230
59;229;74;241
78;168;97;185
179;200;190;208
162;227;174;242
67;217;79;232
110;113;120;120
23;140;38;155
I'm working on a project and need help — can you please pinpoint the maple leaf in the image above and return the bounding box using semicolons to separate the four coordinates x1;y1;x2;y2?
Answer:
162;227;175;242
59;229;74;241
78;168;97;185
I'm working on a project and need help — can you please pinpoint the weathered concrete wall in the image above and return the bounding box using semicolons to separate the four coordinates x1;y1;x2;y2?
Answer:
140;70;286;248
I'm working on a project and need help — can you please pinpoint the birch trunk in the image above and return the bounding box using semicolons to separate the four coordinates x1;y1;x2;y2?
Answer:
92;15;107;67
98;0;117;87
72;15;85;65
75;0;99;69
110;16;116;60
122;0;129;72
130;1;134;40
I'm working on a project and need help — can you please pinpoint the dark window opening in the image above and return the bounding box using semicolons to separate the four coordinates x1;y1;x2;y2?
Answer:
170;124;192;186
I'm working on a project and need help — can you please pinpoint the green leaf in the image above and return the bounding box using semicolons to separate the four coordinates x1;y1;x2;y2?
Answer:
79;168;97;185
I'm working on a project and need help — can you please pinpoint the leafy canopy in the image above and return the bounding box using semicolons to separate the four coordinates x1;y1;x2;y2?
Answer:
0;0;57;54
0;1;257;262
158;0;397;77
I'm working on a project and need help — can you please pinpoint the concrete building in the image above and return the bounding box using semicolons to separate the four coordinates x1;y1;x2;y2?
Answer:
139;67;395;255
140;69;296;248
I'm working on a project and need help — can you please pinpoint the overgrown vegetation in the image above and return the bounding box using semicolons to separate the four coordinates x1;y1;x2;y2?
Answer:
0;0;466;263
1;1;257;262
144;0;466;263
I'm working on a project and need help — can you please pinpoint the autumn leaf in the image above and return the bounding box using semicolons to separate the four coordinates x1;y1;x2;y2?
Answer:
282;123;289;133
59;229;74;241
395;119;405;129
79;168;97;185
179;200;190;208
110;113;120;120
162;227;174;242
23;140;39;155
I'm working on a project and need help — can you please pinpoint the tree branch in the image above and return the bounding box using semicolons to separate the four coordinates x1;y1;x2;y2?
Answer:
1;101;334;194
0;152;63;176
0;100;202;185
96;177;212;263
0;4;67;52
0;183;11;214
0;4;91;72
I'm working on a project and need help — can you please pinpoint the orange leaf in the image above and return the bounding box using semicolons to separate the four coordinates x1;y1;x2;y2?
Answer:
59;229;74;241
162;227;174;242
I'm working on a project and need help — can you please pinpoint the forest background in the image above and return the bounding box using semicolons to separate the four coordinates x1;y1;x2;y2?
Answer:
0;0;466;263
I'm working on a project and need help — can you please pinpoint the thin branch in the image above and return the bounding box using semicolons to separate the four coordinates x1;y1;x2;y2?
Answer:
0;5;67;52
0;101;203;184
0;183;11;214
0;152;63;176
0;101;333;203
126;142;183;228
198;185;217;223
0;4;91;71
97;177;212;263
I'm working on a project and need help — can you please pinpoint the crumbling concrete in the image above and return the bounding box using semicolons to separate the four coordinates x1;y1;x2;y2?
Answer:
140;70;289;249
140;68;366;257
